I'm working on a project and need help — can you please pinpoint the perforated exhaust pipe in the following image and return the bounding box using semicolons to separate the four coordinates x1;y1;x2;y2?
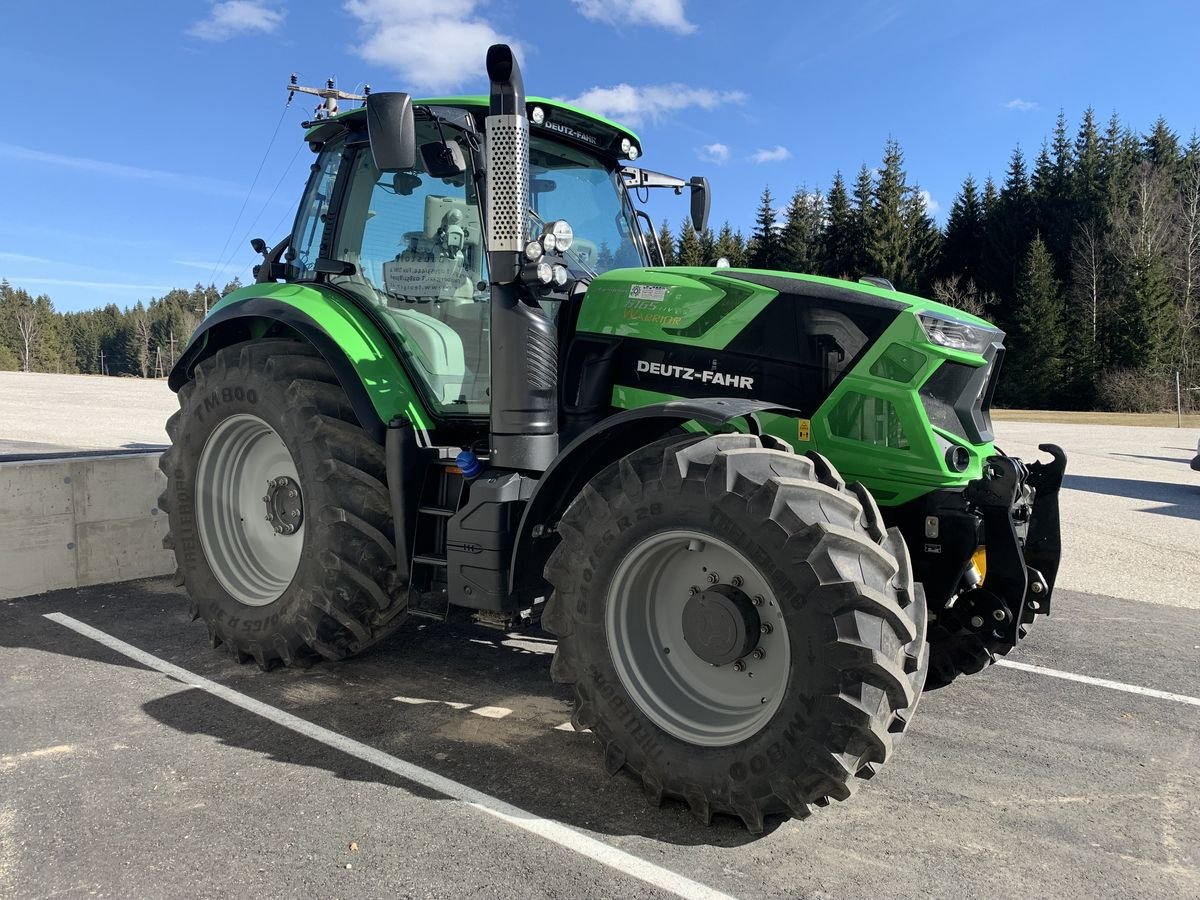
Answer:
484;44;558;471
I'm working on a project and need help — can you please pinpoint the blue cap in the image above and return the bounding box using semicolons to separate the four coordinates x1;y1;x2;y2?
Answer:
456;449;483;479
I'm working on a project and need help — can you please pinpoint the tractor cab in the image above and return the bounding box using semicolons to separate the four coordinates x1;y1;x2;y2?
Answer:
284;97;665;425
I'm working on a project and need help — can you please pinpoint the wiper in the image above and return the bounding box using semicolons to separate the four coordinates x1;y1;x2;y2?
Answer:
528;209;598;279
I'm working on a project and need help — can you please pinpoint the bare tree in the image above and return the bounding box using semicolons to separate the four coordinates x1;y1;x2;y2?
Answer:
1112;162;1176;263
130;305;152;378
931;273;996;318
14;304;39;373
1176;155;1200;378
1070;222;1105;363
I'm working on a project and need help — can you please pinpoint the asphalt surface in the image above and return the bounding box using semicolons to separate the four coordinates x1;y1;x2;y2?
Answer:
2;579;1197;899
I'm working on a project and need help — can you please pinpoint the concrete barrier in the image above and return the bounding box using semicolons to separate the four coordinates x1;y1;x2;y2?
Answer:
0;451;174;600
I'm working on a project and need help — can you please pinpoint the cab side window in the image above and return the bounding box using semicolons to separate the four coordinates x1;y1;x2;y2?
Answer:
330;133;490;416
288;140;344;278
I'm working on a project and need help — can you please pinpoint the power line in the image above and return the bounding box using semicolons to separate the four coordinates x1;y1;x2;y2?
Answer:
205;96;293;291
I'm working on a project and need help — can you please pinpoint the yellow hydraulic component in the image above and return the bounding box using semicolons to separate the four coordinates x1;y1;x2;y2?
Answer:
970;546;987;585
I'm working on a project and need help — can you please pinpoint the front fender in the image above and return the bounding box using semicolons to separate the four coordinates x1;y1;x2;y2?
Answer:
169;283;428;441
509;398;800;599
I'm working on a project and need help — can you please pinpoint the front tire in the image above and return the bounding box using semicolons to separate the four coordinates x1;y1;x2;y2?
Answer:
159;339;406;668
542;433;927;833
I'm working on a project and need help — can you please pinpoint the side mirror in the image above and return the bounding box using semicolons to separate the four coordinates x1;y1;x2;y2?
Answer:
689;176;711;233
366;92;416;172
420;141;467;179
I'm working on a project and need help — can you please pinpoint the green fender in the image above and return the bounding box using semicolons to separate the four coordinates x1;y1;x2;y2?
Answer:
169;282;431;440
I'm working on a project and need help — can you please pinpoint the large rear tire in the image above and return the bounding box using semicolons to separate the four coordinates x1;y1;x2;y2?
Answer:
159;339;406;668
542;433;927;833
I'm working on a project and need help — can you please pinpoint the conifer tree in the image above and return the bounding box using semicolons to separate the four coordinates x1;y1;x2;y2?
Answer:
940;175;986;282
713;222;740;266
819;172;856;278
1009;237;1067;406
657;219;676;266
676;218;705;267
780;187;823;274
749;186;782;269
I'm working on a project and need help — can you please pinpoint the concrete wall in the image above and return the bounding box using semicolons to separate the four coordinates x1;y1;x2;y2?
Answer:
0;452;174;600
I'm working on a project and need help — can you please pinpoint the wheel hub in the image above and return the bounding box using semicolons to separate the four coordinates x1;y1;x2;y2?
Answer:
682;584;760;666
263;475;303;535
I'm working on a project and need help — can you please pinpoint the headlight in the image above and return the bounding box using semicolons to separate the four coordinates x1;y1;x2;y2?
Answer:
530;105;546;125
524;240;544;261
548;219;574;252
918;312;995;354
627;144;640;161
535;261;554;284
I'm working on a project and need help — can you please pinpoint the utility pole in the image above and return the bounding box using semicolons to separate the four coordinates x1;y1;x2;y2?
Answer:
98;347;107;376
167;329;178;368
288;74;369;120
154;345;165;379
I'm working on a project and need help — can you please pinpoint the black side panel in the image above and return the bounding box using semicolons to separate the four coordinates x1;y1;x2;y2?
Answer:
168;300;385;442
446;470;536;612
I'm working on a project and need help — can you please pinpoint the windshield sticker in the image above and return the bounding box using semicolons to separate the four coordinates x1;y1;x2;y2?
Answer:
636;360;754;390
628;284;668;302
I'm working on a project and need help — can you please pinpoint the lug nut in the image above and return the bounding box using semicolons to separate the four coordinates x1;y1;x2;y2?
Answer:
689;586;700;596
706;572;719;584
274;525;283;534
288;490;297;499
760;623;772;635
992;608;1007;622
751;595;764;607
751;648;765;660
732;660;746;672
282;524;294;534
970;615;985;629
731;575;744;588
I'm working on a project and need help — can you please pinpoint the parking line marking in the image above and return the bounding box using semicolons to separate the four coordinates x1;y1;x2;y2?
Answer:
44;613;735;900
470;706;512;719
997;659;1200;707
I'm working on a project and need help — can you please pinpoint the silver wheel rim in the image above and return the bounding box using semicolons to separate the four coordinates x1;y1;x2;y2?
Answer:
606;530;790;747
195;413;304;607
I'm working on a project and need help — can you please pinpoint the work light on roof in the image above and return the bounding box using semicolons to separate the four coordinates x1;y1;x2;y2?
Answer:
531;105;546;125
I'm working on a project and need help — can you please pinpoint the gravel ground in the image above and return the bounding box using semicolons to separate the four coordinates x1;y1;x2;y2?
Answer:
0;372;175;454
994;420;1200;609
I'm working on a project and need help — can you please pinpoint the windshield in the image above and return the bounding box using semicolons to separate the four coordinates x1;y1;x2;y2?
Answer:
528;135;647;274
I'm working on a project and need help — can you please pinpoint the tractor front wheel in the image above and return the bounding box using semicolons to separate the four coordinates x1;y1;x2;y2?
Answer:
542;433;928;833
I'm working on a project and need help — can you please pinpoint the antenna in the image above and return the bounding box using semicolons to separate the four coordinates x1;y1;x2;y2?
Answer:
287;76;369;120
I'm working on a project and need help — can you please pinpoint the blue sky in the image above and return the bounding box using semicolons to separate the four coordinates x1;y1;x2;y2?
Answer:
2;0;1198;312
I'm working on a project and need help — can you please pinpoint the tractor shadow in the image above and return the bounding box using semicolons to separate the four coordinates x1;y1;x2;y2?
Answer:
1061;473;1200;520
4;577;770;846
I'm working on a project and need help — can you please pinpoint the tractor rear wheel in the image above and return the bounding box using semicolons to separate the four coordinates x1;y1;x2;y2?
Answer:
542;433;927;833
159;339;406;668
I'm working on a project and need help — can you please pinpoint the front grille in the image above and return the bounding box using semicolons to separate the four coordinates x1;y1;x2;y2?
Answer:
919;343;1002;444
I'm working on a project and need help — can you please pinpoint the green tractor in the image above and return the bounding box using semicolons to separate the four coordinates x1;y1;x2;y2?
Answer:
160;45;1065;831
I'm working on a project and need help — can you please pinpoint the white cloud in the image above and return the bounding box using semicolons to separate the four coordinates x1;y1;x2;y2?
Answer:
751;145;792;164
5;277;173;292
919;189;940;216
1004;98;1039;112
698;143;730;164
571;0;696;35
565;84;745;127
188;1;286;41
0;142;242;197
0;252;51;265
344;0;519;93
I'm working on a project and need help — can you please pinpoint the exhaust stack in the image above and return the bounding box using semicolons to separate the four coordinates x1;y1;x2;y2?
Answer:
484;44;559;471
